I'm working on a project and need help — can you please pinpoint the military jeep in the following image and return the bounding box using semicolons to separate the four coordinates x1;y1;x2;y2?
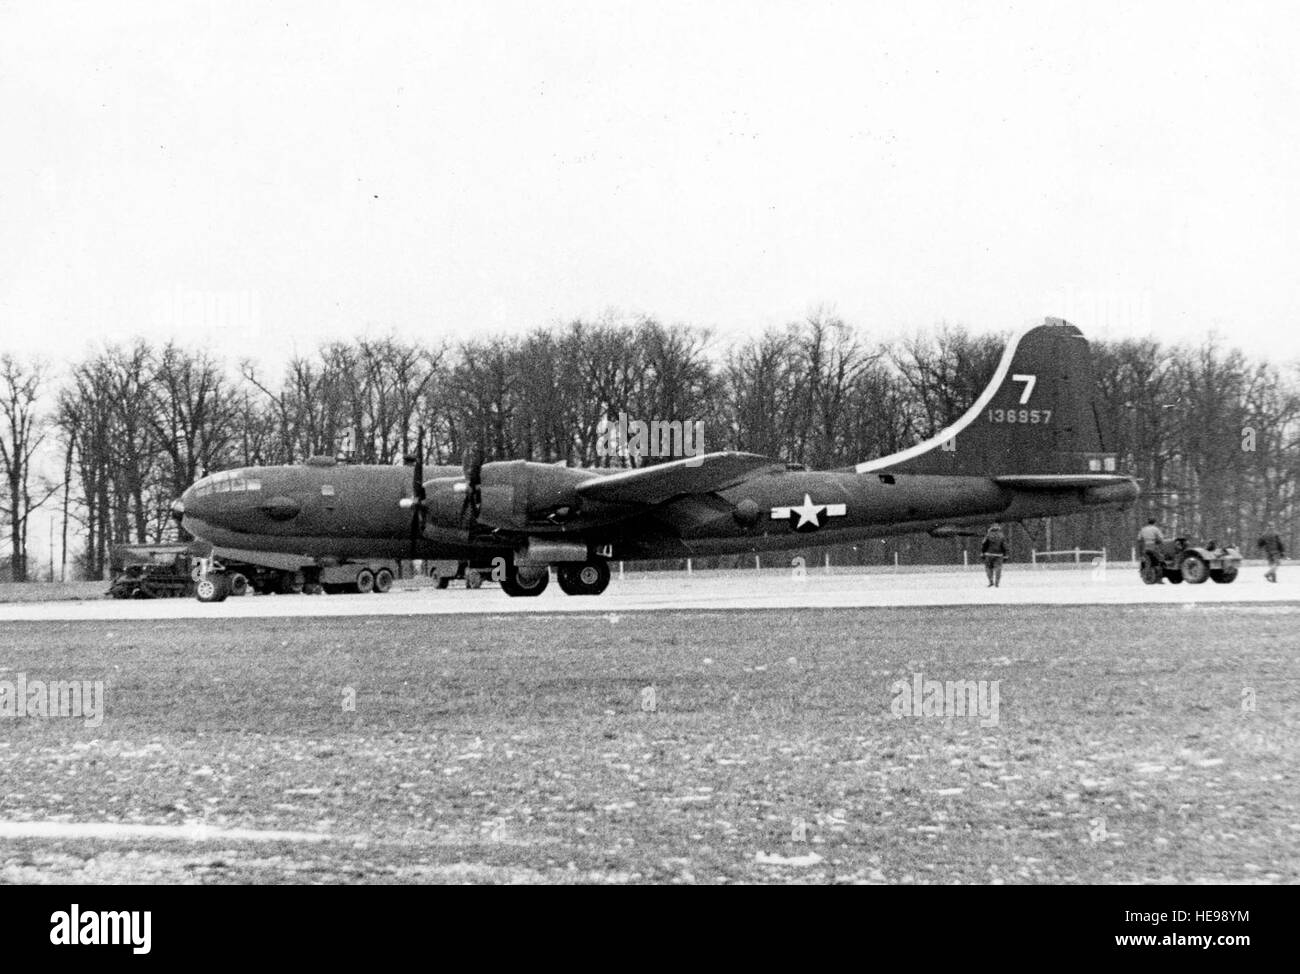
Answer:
1139;537;1242;585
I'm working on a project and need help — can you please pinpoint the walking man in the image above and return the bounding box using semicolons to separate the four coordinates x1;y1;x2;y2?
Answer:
1257;526;1285;583
981;523;1009;588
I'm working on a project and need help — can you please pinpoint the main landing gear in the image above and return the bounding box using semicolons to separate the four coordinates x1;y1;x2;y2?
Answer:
497;558;612;597
500;563;550;597
557;559;611;596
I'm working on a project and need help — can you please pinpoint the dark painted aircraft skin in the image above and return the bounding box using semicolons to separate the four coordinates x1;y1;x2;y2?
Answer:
177;320;1139;596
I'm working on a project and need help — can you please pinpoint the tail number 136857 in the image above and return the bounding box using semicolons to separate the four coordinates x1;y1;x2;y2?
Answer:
988;408;1051;424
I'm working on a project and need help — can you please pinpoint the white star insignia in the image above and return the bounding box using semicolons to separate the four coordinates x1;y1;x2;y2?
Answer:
770;494;847;532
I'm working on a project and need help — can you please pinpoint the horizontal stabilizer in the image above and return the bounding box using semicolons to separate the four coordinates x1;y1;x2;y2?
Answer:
994;474;1135;490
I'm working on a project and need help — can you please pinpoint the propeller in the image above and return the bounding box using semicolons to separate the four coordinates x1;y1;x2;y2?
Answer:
459;441;484;525
399;427;428;559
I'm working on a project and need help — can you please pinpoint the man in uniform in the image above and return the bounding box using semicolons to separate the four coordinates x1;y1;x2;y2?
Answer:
1257;526;1285;583
981;523;1009;588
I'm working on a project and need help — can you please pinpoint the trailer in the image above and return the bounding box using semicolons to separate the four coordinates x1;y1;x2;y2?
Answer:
190;544;401;602
425;559;494;590
109;543;434;602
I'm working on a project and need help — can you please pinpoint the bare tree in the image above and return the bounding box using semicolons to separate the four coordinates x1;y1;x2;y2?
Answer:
0;356;57;581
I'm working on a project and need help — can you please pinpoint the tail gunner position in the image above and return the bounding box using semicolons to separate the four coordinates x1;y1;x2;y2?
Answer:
175;319;1138;599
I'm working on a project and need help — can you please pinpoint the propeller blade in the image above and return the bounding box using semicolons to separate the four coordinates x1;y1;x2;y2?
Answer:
408;509;423;561
461;441;484;523
413;426;426;499
462;443;483;488
408;426;428;560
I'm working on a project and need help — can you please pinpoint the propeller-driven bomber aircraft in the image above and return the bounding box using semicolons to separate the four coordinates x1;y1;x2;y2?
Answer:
175;319;1138;600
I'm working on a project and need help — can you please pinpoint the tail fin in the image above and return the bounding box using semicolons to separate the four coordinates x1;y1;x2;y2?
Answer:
857;319;1117;477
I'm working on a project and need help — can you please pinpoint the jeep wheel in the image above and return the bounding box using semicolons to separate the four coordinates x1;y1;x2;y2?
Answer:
1210;567;1238;584
1180;553;1210;584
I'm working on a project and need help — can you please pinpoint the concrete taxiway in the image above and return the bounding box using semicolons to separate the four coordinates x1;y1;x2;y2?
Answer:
1;565;1295;621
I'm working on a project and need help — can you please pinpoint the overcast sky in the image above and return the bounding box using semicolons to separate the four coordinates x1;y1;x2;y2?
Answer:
3;0;1299;370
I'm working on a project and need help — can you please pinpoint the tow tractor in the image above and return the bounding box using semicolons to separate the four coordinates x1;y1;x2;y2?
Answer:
1138;537;1242;585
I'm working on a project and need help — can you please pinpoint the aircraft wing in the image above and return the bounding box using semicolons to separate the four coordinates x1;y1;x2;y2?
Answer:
994;474;1136;490
577;452;783;506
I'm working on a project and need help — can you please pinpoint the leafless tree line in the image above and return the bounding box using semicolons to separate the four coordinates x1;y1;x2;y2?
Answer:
2;314;1297;580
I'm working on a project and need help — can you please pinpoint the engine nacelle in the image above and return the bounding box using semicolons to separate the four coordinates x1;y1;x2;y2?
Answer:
426;461;590;531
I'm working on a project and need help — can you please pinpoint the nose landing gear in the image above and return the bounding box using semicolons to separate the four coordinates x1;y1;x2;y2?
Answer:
195;572;229;603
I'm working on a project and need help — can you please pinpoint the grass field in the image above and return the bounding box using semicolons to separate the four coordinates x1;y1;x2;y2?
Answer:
1;605;1296;883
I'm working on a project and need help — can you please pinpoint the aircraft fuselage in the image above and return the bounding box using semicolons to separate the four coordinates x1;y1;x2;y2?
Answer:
179;460;1134;563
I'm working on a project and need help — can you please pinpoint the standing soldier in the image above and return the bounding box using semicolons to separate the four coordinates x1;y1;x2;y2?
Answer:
1257;526;1285;583
1137;517;1164;561
981;523;1009;588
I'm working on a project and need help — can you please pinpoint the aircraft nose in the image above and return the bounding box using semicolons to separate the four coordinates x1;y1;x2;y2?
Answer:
177;481;217;528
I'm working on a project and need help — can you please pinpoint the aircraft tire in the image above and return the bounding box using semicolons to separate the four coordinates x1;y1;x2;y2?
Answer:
557;560;610;596
373;568;394;593
501;565;549;597
195;574;229;603
228;573;250;597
